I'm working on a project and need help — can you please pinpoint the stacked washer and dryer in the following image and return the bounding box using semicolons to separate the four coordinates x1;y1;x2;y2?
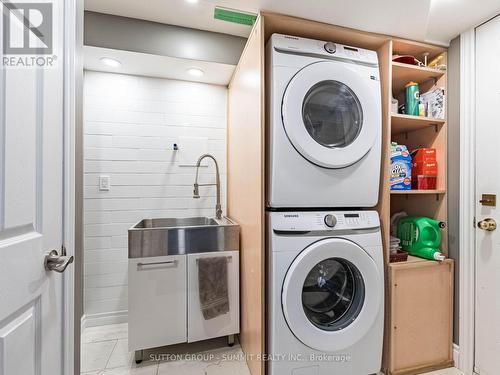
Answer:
266;34;384;375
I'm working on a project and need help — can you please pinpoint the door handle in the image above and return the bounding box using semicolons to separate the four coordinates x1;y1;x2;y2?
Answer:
44;248;74;273
478;218;497;232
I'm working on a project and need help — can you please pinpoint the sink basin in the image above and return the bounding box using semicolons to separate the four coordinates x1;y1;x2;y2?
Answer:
128;216;239;258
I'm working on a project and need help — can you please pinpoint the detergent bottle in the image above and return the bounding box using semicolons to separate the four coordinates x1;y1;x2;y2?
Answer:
397;216;446;261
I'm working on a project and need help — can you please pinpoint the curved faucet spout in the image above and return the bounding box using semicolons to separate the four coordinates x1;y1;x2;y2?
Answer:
193;154;222;219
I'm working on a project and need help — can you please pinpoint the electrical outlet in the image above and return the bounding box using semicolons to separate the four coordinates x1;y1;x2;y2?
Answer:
99;175;110;191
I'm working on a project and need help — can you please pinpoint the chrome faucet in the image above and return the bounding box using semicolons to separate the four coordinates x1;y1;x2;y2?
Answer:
193;154;222;219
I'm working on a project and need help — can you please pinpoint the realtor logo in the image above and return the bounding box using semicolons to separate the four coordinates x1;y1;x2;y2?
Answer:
2;2;53;55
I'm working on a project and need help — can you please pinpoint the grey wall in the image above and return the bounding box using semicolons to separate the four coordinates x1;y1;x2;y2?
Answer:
84;11;247;65
448;36;460;345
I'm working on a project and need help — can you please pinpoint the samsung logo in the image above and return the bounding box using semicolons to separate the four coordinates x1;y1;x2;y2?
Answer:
284;214;299;218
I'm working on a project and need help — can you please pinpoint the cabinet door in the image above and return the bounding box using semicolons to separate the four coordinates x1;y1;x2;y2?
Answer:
128;255;186;351
388;258;454;374
187;251;240;342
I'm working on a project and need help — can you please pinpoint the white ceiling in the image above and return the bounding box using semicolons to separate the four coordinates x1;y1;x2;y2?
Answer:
84;46;235;85
85;0;500;45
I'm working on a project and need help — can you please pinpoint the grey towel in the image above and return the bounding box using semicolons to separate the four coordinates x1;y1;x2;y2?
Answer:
197;257;229;320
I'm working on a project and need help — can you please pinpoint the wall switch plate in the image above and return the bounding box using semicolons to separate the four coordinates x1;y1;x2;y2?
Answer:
99;175;110;191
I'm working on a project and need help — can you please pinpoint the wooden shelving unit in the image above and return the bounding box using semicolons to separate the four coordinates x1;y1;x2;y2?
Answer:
382;39;454;375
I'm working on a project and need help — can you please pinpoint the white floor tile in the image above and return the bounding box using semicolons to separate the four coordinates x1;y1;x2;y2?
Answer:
81;340;117;373
99;365;158;375
82;323;128;344
106;339;133;369
421;369;465;375
157;360;206;375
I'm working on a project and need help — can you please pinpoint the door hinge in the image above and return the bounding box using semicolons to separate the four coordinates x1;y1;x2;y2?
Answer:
473;216;476;228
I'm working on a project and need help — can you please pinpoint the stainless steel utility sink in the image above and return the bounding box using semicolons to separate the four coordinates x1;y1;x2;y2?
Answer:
128;216;239;258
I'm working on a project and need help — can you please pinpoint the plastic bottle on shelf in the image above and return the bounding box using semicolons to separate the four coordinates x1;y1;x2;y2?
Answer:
397;216;447;261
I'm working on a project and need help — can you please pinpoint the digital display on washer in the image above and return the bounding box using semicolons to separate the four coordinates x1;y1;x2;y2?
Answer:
344;214;360;218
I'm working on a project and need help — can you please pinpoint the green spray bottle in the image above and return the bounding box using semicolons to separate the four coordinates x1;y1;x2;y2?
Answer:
397;216;446;261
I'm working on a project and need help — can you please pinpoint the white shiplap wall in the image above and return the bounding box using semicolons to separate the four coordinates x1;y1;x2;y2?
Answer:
83;71;227;327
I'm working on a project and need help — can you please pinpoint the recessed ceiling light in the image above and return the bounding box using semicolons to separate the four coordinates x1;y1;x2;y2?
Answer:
187;68;204;77
100;57;122;68
185;0;199;4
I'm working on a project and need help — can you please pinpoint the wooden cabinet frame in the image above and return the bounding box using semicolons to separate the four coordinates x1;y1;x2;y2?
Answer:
227;11;452;375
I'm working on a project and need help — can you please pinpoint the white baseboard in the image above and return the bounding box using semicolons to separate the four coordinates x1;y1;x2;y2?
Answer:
453;343;460;367
81;310;128;331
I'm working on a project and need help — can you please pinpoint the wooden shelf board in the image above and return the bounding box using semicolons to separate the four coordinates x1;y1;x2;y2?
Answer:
392;39;447;63
389;255;451;267
392;62;446;94
390;189;446;195
391;114;445;135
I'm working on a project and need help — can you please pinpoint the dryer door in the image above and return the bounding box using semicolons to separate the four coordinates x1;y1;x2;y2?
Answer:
282;61;380;168
282;238;382;352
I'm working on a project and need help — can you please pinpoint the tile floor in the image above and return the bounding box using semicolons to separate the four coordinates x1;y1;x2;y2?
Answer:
81;323;464;375
81;323;251;375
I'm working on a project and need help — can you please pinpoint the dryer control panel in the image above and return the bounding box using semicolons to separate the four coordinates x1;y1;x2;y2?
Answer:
270;211;380;232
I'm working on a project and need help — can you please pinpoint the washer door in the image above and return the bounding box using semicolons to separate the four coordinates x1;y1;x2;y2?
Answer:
282;61;379;168
282;238;382;352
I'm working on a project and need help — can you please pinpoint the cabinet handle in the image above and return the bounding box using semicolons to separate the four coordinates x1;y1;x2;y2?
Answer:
137;260;177;269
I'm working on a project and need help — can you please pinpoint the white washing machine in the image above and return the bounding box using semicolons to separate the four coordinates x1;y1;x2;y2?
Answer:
266;34;382;208
267;210;384;375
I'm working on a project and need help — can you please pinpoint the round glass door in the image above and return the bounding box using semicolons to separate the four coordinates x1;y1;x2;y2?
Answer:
302;81;363;149
302;258;365;331
282;238;382;352
282;61;380;169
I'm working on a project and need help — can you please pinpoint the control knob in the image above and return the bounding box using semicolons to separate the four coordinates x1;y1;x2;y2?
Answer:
324;214;337;228
324;42;336;54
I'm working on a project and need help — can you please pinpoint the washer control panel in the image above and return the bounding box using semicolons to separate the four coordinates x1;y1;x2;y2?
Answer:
271;211;380;232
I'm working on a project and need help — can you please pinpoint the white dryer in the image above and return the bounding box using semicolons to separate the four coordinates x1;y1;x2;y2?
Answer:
267;210;384;375
267;34;382;208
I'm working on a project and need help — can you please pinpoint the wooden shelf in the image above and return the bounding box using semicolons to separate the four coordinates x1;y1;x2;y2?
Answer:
391;114;445;135
392;62;446;94
390;255;447;266
392;39;446;63
390;189;446;195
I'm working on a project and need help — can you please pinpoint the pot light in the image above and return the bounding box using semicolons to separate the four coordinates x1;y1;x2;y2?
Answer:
100;57;122;68
185;0;199;3
187;68;204;77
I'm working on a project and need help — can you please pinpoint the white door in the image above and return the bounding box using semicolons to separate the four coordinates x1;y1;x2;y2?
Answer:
282;61;381;168
0;2;71;375
475;14;500;375
281;238;382;352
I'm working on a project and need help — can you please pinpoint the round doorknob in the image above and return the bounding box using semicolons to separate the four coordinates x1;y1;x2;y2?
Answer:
478;218;497;231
